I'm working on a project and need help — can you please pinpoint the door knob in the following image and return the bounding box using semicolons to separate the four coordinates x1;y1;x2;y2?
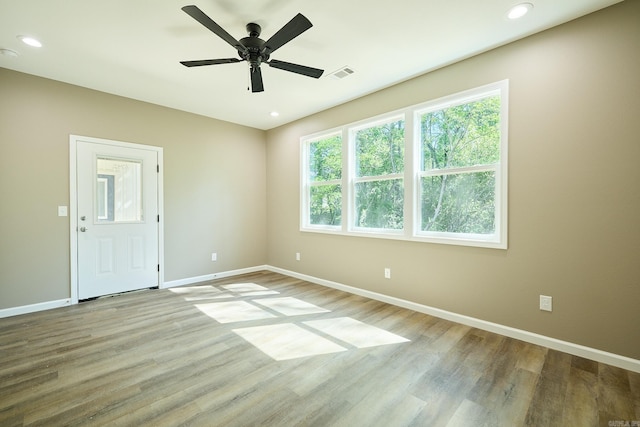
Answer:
80;227;88;232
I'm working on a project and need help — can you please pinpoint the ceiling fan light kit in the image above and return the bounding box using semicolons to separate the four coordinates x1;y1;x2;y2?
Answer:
180;5;324;93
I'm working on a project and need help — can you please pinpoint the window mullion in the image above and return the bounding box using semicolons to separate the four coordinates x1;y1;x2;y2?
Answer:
404;108;415;238
420;163;498;178
353;173;403;184
310;179;342;187
342;127;350;233
300;140;309;230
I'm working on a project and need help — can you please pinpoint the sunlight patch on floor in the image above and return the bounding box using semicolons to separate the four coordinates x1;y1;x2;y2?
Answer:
169;283;279;301
169;285;235;301
221;283;273;293
304;317;410;348
181;281;411;360
195;301;276;323
222;283;279;297
253;297;331;316
233;323;347;361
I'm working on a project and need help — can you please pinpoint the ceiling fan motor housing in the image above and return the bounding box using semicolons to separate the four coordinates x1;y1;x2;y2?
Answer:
239;26;269;67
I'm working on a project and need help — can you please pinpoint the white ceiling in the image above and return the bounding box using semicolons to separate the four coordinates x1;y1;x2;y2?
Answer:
0;0;622;130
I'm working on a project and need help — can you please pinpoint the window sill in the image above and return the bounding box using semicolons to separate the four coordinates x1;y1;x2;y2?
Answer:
301;226;507;250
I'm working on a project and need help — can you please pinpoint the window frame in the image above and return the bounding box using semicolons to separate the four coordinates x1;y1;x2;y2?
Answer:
300;80;508;249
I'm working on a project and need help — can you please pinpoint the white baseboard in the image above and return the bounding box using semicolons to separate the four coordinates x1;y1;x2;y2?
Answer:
0;299;72;319
266;265;640;374
162;265;269;289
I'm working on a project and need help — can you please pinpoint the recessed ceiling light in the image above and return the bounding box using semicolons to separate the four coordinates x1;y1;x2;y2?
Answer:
17;35;42;48
270;111;280;117
0;48;19;57
507;3;533;20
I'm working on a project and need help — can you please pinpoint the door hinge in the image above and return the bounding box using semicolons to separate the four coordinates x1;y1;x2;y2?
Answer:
157;264;160;272
157;164;159;173
157;214;160;222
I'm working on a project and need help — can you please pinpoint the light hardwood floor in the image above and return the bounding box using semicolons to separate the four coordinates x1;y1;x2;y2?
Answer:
1;271;639;426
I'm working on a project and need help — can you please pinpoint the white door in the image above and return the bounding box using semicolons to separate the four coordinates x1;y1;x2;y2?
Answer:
75;140;159;299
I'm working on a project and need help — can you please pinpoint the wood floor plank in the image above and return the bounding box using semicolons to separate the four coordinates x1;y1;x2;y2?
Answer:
0;270;638;426
445;399;496;427
598;363;637;423
560;365;599;426
515;341;548;375
467;339;540;426
630;370;640;419
410;360;484;425
0;406;23;427
524;349;572;426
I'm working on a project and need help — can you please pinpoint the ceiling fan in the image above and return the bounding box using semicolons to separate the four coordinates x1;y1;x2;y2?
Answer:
180;5;324;93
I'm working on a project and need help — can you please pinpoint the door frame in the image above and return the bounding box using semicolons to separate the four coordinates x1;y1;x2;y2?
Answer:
69;135;164;304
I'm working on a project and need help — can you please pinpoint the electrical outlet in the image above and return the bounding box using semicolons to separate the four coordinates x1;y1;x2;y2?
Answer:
384;268;391;279
296;252;301;261
540;295;552;312
211;253;217;261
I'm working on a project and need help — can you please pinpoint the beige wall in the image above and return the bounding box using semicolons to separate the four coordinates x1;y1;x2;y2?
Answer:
0;69;267;308
266;1;640;359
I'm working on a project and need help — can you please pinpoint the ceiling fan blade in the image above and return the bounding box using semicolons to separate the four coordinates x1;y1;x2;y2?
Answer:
180;58;243;67
268;59;324;78
251;67;264;93
263;13;312;55
182;5;248;54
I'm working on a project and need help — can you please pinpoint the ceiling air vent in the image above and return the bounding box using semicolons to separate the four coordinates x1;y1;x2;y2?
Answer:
328;66;355;80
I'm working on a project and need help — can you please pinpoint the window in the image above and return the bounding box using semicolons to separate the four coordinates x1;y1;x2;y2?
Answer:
417;92;502;239
352;116;405;232
302;132;342;229
301;81;508;249
96;157;142;223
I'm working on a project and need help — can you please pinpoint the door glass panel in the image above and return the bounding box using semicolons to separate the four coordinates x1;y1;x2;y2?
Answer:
96;158;143;222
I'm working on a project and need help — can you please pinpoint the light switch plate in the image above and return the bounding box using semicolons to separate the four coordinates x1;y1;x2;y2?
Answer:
58;206;68;217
